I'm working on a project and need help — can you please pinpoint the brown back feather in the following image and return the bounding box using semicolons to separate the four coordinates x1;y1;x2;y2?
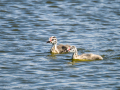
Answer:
57;44;70;53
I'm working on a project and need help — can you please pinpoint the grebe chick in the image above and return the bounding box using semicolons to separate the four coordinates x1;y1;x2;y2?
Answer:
68;46;103;60
47;36;71;54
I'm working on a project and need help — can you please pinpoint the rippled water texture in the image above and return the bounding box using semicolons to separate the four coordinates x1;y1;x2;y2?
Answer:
0;0;120;89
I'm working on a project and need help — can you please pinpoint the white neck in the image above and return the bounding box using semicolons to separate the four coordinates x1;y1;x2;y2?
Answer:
53;43;57;50
72;48;78;59
52;43;59;53
73;50;78;56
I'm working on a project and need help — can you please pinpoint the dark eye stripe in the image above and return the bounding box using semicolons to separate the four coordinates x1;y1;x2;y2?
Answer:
52;38;56;40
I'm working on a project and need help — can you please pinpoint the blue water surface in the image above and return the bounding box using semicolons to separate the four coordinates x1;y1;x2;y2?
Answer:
0;0;120;90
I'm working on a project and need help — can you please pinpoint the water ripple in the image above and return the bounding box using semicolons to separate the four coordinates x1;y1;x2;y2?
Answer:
0;0;120;89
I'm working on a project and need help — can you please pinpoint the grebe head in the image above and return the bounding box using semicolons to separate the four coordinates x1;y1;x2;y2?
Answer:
67;46;77;52
47;36;57;44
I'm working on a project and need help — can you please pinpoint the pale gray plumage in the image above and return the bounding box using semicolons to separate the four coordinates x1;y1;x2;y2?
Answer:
68;46;103;60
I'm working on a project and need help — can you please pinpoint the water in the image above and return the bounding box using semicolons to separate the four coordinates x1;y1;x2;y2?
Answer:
0;0;120;90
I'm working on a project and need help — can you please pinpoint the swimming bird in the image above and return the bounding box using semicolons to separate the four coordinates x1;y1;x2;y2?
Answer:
47;36;71;54
67;46;103;60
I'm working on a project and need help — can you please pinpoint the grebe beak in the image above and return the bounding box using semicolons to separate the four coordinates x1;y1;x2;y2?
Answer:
47;41;51;43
